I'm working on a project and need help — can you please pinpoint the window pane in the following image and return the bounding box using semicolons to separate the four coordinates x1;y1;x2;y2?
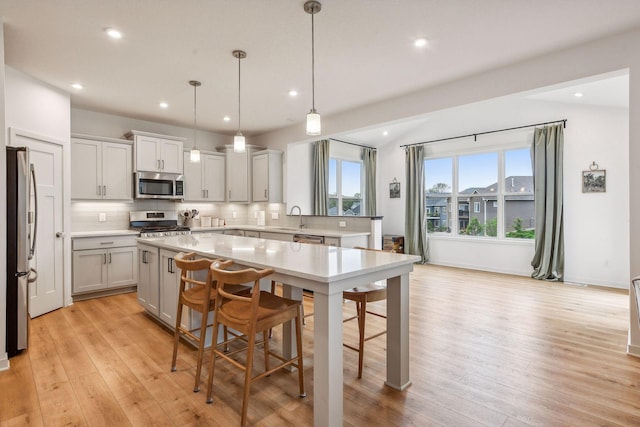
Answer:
505;195;535;238
426;195;451;233
457;196;497;237
328;197;338;215
425;157;452;194
505;149;533;193
341;161;361;197
328;159;337;196
458;152;497;193
342;198;361;215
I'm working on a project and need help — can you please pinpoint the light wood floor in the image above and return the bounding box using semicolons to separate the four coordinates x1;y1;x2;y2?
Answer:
2;264;640;426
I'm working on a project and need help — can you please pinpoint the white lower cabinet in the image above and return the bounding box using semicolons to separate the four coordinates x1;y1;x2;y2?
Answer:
72;236;138;296
137;244;159;316
160;249;181;326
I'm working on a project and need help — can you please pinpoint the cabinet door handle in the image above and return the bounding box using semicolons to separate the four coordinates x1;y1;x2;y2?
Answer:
103;185;107;196
162;160;165;170
264;189;267;198
103;253;107;264
97;185;102;196
205;189;209;198
202;189;205;198
108;253;112;264
142;250;146;264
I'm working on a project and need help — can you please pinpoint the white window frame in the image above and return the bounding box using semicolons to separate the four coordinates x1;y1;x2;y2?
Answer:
328;157;364;216
424;142;533;240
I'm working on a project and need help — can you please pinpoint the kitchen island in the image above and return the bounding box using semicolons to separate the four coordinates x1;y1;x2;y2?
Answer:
137;232;420;427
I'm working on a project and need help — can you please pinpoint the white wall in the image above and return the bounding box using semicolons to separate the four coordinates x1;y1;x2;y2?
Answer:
4;67;72;307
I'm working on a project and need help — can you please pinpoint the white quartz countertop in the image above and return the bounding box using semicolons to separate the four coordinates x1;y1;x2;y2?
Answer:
71;225;369;239
71;230;140;238
138;233;418;284
191;225;370;238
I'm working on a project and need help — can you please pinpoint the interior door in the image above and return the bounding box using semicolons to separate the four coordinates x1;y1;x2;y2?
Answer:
11;130;64;317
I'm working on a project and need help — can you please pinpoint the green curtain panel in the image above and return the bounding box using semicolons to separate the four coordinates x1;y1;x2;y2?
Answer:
405;145;428;263
531;124;564;281
312;139;329;216
363;147;377;216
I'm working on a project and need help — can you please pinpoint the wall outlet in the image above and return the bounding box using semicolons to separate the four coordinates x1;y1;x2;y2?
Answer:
272;212;279;220
232;211;238;219
99;212;106;222
339;221;346;228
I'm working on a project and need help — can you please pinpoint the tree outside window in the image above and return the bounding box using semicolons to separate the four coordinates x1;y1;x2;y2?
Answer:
328;158;363;216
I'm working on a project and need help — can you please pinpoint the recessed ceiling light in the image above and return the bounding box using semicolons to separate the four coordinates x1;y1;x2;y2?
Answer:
383;131;389;136
105;28;122;39
71;83;83;90
414;37;428;48
159;102;168;109
223;116;231;122
574;92;583;97
289;90;298;97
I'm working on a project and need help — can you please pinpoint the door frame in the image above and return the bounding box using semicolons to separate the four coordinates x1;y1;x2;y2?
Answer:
8;127;71;309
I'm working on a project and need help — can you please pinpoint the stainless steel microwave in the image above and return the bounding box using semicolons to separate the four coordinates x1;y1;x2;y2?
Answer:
134;172;184;200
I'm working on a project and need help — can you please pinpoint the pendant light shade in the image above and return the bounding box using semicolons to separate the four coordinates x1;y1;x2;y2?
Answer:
233;50;247;153
304;1;322;136
189;80;202;163
234;132;246;153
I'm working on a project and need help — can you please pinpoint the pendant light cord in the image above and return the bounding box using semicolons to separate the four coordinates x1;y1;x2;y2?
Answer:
238;54;242;133
311;10;315;112
193;83;197;149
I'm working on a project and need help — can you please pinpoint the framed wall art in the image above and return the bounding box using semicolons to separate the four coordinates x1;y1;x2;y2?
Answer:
582;162;606;193
389;178;400;198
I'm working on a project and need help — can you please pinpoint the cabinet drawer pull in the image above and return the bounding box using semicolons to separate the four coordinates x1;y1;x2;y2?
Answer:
100;241;114;245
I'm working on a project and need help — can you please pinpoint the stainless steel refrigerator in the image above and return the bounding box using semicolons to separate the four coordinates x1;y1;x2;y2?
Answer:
6;146;37;357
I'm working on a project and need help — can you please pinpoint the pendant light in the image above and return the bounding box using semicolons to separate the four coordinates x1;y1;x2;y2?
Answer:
189;80;201;163
233;50;246;153
304;0;322;136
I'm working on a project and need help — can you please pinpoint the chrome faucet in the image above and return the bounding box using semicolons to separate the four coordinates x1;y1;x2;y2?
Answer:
289;205;303;229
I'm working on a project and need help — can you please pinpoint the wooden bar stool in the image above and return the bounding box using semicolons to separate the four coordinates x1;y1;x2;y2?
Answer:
206;264;306;427
343;247;394;378
170;252;248;393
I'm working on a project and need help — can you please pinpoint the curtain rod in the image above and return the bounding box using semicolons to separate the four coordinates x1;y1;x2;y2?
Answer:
399;119;567;149
329;138;376;150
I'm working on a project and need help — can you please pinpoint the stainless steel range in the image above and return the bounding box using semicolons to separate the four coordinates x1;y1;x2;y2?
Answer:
130;210;191;237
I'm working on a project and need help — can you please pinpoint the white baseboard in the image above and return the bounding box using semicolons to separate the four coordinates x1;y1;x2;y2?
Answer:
0;353;9;371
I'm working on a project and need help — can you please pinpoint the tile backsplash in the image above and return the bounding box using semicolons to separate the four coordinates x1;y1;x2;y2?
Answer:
71;200;373;232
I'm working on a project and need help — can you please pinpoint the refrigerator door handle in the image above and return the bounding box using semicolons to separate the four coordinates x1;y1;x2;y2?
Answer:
29;164;38;260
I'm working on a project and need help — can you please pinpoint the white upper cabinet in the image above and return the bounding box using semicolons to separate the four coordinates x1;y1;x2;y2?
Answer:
71;134;132;200
183;151;225;202
252;149;283;203
225;146;255;202
126;130;185;174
